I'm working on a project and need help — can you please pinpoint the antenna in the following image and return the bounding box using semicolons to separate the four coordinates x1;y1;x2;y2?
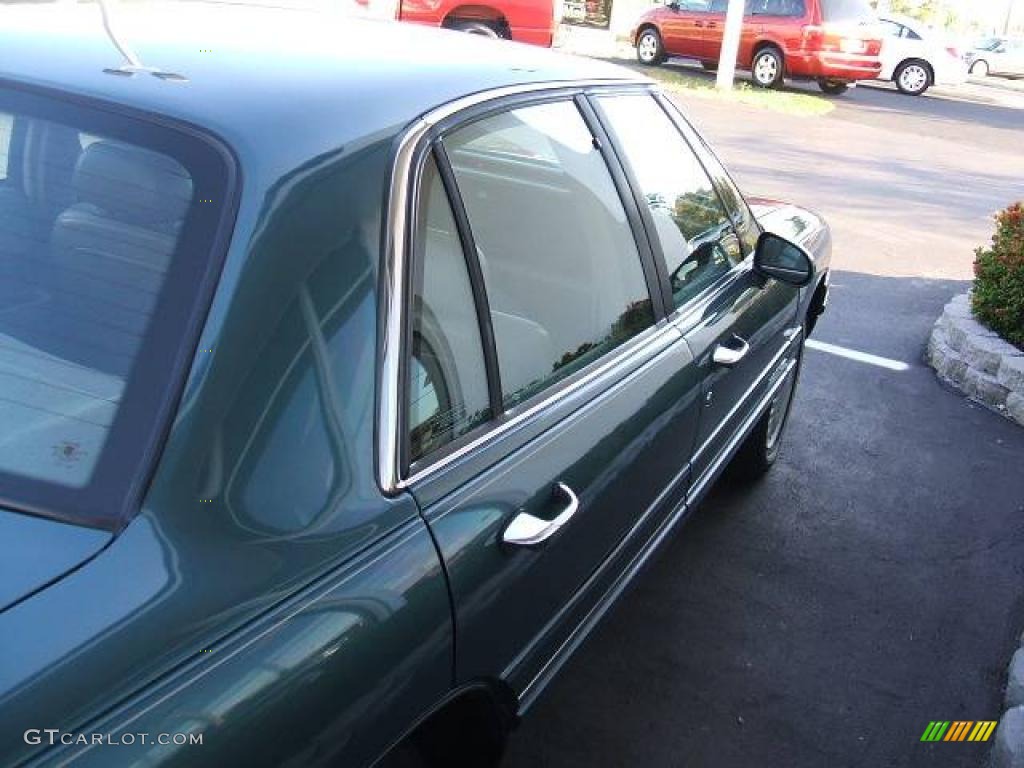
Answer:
96;0;187;81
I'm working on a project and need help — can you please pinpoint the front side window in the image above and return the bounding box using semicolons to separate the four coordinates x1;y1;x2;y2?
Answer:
445;100;654;409
407;157;492;463
597;94;741;310
0;87;229;527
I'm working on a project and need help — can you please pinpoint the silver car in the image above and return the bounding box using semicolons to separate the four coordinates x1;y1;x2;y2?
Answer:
966;37;1024;77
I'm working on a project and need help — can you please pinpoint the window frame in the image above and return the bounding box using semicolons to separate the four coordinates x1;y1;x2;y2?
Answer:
384;82;673;488
0;78;240;531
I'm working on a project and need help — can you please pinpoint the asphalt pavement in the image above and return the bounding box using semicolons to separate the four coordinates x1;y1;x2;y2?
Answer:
503;67;1024;768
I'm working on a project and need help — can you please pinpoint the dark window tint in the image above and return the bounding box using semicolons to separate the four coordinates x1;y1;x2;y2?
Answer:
598;94;741;309
820;0;874;22
408;156;491;463
446;100;654;409
0;88;229;527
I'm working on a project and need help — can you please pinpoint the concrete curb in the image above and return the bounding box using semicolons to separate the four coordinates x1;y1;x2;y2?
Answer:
926;293;1024;427
989;631;1024;766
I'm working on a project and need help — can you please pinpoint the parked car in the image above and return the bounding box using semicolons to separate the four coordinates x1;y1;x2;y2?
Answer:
876;14;966;95
353;0;558;44
0;3;830;767
630;0;883;95
965;36;1024;78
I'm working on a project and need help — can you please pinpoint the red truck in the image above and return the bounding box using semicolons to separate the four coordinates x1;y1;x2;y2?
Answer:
354;0;559;46
631;0;883;94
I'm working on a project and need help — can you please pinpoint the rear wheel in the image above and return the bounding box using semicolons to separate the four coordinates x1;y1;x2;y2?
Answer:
449;20;503;38
731;337;803;479
970;59;989;76
894;59;932;95
751;47;784;89
817;79;849;95
636;28;665;66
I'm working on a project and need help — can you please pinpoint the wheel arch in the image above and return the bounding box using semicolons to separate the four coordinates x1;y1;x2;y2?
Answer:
750;38;785;71
899;57;934;82
635;22;661;46
442;5;510;35
376;679;518;766
805;271;829;337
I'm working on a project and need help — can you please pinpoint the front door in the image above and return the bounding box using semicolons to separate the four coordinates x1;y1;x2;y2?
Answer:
594;90;800;497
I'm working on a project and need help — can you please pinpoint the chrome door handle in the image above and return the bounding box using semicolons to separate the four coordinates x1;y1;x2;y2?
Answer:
502;482;579;546
712;335;750;367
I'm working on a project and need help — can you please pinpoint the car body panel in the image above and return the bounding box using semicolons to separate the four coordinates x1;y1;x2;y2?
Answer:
0;509;111;613
417;325;701;695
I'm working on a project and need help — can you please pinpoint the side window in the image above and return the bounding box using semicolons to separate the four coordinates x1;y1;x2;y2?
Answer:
408;156;492;463
445;100;654;409
879;20;902;37
0;111;11;180
597;93;742;310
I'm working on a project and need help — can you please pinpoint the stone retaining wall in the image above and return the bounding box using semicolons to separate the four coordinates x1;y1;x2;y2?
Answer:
926;293;1024;427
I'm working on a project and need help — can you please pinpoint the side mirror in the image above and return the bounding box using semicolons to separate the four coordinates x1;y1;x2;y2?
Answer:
665;0;680;10
753;231;814;287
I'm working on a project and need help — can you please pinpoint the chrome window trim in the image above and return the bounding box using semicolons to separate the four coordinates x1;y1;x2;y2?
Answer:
377;77;653;495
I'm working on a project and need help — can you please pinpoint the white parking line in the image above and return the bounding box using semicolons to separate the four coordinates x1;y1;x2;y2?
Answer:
805;339;911;372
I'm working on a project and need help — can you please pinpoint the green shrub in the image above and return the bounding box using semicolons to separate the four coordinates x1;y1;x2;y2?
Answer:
972;202;1024;350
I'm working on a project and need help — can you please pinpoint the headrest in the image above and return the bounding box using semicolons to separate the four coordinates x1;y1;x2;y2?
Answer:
72;141;193;230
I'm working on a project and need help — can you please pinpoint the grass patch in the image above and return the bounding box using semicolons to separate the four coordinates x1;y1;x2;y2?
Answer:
617;61;835;118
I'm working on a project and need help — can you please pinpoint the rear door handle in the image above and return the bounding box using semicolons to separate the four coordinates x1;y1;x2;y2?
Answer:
713;335;750;367
503;483;579;546
694;20;705;27
707;21;718;27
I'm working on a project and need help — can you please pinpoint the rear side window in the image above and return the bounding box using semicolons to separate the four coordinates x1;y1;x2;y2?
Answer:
748;0;806;16
597;94;741;310
820;0;874;22
0;87;230;527
444;100;654;409
407;157;492;463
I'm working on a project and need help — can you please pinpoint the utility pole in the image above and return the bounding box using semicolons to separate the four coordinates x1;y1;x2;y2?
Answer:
1004;0;1017;35
715;0;746;91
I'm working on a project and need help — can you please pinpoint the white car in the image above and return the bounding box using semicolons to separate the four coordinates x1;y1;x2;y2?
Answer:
966;38;1024;78
877;14;967;95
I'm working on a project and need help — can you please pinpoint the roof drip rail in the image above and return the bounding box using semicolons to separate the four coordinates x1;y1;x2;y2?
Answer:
97;0;188;82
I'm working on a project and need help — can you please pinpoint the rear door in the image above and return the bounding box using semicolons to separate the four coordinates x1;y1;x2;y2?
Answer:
595;91;801;501
399;95;702;698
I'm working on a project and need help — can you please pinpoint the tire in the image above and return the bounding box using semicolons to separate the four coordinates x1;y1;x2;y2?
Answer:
701;60;718;71
636;28;664;66
751;47;784;89
817;79;849;95
730;336;803;479
449;20;502;38
970;59;989;76
894;59;932;95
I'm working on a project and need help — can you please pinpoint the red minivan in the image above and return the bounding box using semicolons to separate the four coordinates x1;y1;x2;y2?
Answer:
354;0;559;46
631;0;882;94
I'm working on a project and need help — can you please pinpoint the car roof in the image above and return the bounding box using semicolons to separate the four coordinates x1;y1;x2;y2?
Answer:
0;2;643;157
